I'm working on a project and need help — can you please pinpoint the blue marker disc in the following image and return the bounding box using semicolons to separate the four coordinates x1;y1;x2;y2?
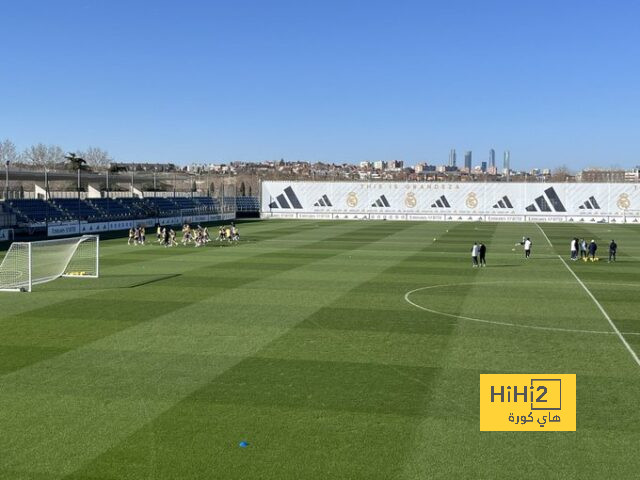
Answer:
239;441;249;448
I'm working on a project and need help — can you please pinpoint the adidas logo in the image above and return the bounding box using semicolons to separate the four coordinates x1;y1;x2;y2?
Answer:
267;186;303;209
371;195;390;208
578;196;601;210
492;195;514;209
525;187;566;212
313;195;333;207
431;195;451;208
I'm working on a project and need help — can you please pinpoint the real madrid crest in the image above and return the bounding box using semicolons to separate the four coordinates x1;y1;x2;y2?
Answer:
466;192;478;209
617;193;631;210
405;192;417;208
346;192;358;208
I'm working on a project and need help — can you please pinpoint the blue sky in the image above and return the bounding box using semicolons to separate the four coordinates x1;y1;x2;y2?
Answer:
1;0;639;170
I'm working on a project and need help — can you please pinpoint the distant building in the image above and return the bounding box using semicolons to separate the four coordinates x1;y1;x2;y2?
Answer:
489;149;495;168
108;162;177;173
579;169;625;182
437;165;459;173
464;151;472;171
625;168;639;182
388;160;404;171
359;161;372;170
373;161;387;171
481;161;487;173
503;151;511;180
449;149;457;167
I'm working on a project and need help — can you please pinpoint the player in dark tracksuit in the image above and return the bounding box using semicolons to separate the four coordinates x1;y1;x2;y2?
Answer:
479;243;487;267
608;240;617;262
588;240;598;261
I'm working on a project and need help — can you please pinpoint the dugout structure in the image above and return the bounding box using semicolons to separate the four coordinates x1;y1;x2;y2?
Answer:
0;235;99;292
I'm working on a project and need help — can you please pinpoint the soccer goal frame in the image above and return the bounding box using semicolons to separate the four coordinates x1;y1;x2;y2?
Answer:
0;235;99;292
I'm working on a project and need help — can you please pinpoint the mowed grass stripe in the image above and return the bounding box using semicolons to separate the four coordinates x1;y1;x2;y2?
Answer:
0;222;381;373
400;221;640;480
539;222;640;359
0;221;388;474
1;222;438;479
0;221;352;318
61;222;451;480
0;220;638;480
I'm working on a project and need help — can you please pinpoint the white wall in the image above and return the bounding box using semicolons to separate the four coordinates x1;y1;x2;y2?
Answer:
261;181;640;223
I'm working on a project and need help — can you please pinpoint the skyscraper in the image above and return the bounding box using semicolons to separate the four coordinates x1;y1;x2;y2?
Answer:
489;149;495;168
503;150;511;180
448;149;457;167
464;151;472;171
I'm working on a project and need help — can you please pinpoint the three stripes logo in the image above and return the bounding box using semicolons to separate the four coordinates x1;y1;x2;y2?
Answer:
431;195;451;208
493;196;514;209
371;195;390;208
525;187;566;212
578;196;600;210
313;195;333;207
268;186;303;209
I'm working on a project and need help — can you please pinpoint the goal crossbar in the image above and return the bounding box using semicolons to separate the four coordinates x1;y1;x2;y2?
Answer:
0;235;99;292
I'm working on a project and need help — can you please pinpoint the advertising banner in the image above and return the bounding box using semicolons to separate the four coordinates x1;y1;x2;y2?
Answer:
262;181;640;222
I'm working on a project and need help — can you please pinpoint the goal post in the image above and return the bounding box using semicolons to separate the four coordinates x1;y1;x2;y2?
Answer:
0;235;99;292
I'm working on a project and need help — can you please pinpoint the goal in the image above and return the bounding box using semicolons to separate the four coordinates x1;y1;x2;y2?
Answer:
0;235;99;292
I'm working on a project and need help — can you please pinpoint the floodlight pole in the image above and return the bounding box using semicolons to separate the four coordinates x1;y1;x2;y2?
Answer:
77;167;81;231
4;160;9;199
45;167;49;234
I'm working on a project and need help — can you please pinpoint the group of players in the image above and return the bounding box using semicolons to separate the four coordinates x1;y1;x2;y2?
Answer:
127;223;240;247
570;238;617;262
472;235;618;267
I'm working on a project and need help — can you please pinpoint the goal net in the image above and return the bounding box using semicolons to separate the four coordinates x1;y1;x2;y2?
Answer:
0;235;99;292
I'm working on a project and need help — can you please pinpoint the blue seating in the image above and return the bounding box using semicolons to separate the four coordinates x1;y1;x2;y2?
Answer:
236;196;260;211
145;197;180;215
6;199;69;223
87;198;134;219
1;195;254;226
117;197;154;217
52;199;104;221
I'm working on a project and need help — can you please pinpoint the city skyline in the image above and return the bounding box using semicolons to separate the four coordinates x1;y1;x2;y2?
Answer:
1;1;639;170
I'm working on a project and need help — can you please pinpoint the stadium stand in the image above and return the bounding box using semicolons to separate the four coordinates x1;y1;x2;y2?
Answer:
6;199;69;223
51;199;104;221
194;197;218;209
1;195;259;226
170;197;199;210
144;197;181;216
86;198;137;220
236;196;260;212
117;197;155;218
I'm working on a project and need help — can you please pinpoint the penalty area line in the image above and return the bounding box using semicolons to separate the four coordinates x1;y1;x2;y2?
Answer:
536;223;640;368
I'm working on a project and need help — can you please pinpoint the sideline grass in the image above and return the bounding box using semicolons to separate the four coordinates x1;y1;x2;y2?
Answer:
0;220;639;479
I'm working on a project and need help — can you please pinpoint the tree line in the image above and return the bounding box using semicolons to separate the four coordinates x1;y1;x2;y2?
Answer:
0;139;112;169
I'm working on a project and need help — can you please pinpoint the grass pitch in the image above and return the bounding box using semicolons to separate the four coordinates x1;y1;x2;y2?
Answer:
1;220;639;479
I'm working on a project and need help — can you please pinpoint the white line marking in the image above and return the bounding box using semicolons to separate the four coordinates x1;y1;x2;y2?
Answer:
535;222;554;247
555;254;640;367
536;223;640;367
404;282;639;336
